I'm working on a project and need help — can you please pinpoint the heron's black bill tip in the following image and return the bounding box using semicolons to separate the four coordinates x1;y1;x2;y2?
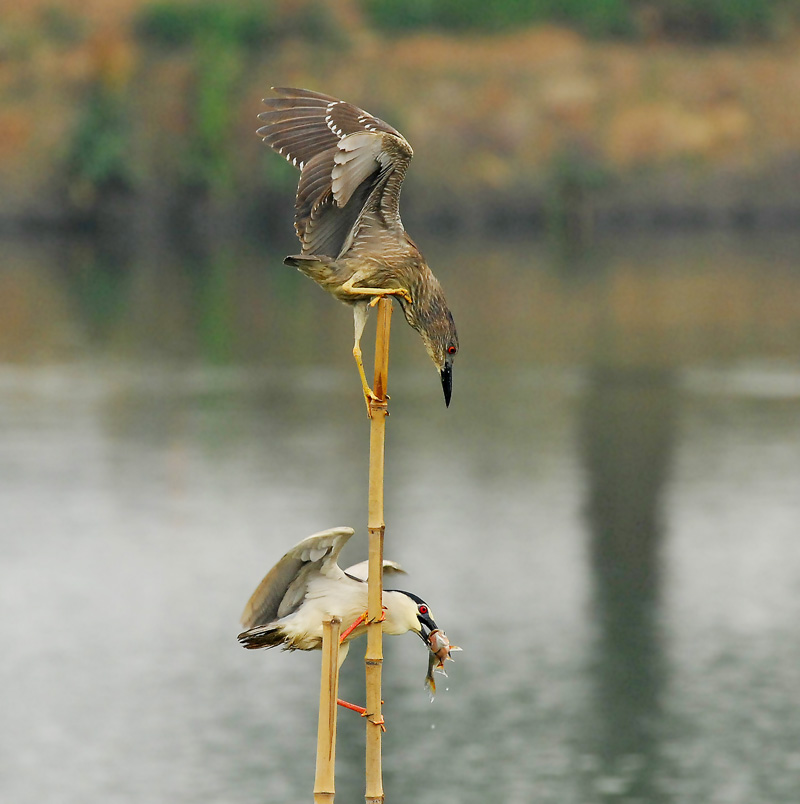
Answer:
441;365;452;407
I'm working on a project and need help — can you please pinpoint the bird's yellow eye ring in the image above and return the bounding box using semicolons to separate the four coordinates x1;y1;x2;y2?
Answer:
447;346;456;355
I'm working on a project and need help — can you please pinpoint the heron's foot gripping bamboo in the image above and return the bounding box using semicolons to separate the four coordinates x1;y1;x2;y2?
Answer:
363;386;382;419
360;377;390;420
341;277;412;306
368;288;412;306
336;699;387;732
365;713;386;732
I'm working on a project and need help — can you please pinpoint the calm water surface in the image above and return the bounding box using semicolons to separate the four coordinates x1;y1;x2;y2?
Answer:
1;232;800;803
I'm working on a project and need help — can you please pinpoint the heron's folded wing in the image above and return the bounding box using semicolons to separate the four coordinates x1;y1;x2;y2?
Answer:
240;526;354;628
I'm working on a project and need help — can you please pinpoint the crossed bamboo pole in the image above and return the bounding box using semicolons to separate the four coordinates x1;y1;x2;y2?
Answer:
313;298;393;803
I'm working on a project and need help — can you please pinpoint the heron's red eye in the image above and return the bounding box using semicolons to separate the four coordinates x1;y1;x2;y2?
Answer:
418;605;428;615
447;346;456;355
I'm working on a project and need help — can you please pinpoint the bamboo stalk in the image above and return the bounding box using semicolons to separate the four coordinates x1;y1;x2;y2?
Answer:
314;616;342;804
365;298;392;804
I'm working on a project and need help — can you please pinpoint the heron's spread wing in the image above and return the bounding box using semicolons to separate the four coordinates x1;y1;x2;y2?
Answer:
257;87;413;259
343;559;407;583
240;526;354;629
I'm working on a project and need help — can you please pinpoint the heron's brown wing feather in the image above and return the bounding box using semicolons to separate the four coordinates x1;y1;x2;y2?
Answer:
239;526;354;628
298;131;412;258
302;188;373;257
339;133;413;258
257;88;413;258
257;88;401;171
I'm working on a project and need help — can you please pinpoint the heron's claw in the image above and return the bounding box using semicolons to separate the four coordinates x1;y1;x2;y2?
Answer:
363;386;381;418
364;713;386;733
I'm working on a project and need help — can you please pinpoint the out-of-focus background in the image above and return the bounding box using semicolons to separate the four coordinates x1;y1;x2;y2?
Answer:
3;2;800;803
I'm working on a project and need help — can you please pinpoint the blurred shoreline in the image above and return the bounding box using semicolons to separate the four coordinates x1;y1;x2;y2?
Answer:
4;3;800;238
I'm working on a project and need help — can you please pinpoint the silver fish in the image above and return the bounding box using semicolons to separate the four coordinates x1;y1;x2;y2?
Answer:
424;629;461;699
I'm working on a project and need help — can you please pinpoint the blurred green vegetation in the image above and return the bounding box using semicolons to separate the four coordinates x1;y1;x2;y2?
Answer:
135;2;271;196
132;1;344;197
181;33;244;195
362;0;632;37
653;0;775;40
362;0;793;40
40;5;89;45
64;82;135;207
135;1;276;48
135;0;342;49
31;0;800;233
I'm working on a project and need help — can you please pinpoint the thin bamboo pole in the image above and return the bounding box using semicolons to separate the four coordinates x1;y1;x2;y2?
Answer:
365;298;392;803
314;616;342;804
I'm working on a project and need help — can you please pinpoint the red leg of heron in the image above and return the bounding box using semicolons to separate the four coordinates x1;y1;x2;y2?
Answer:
337;698;367;714
337;699;387;732
339;611;369;644
338;609;385;644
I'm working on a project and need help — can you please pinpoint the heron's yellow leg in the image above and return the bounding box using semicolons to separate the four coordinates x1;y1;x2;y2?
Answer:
341;277;412;306
352;304;381;418
353;341;380;418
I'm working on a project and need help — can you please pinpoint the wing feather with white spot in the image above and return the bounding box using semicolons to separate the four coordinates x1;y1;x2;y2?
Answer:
256;87;413;259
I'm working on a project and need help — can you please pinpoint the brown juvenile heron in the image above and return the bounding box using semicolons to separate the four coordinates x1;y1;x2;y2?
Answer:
257;87;459;412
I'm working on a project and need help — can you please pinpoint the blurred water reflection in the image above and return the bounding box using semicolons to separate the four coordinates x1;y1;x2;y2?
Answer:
1;232;800;803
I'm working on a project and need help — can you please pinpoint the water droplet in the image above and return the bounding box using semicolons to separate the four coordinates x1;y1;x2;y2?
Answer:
430;723;436;730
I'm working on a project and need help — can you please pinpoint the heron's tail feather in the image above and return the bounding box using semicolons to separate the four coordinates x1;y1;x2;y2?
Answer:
284;255;335;283
238;623;285;650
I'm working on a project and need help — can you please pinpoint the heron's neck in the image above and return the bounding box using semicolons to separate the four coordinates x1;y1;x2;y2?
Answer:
402;264;448;331
382;590;419;636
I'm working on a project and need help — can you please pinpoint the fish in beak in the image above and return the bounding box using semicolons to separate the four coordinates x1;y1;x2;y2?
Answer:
423;628;461;699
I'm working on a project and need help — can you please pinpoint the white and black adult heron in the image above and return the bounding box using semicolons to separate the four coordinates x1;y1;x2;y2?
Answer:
256;88;459;413
238;526;439;674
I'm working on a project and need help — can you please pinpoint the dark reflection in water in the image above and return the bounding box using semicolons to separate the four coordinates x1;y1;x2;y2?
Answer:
581;367;677;801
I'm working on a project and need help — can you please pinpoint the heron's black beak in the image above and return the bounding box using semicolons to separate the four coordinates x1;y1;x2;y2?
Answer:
417;611;438;643
440;364;452;407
